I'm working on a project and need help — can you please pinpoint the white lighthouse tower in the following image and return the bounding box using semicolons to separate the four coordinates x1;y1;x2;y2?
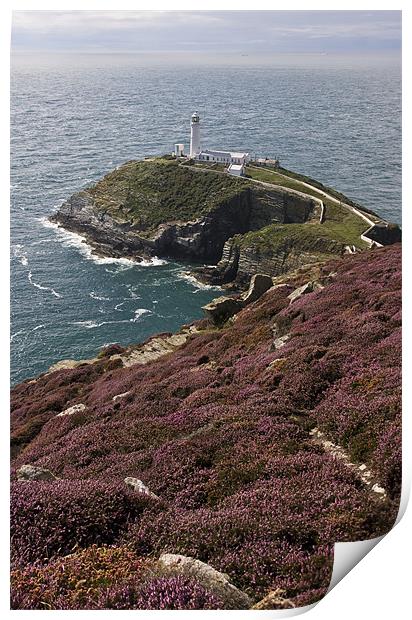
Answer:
190;111;201;158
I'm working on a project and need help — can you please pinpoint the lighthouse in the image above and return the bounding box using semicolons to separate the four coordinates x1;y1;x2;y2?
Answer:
190;111;201;157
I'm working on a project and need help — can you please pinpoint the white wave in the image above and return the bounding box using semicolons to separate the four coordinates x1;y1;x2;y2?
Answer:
12;244;29;266
32;324;45;331
138;257;168;267
178;271;221;291
72;309;150;329
89;291;110;301
28;270;62;298
93;256;137;267
10;329;26;342
38;216;167;268
114;301;126;311
72;320;101;329
127;290;141;299
131;308;151;322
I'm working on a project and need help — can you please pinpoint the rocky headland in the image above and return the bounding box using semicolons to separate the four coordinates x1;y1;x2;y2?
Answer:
50;156;401;288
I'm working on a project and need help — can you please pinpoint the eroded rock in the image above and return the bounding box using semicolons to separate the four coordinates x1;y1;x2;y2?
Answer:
124;477;159;500
240;273;273;304
56;403;86;417
288;280;324;304
287;281;314;303
112;391;131;402
158;553;252;609
273;334;291;349
252;588;295;610
202;296;243;325
17;464;58;482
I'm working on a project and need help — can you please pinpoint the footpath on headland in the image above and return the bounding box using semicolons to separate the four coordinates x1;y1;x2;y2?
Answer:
180;160;385;248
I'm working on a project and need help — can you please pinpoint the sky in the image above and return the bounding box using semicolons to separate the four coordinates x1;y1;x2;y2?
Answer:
11;10;401;55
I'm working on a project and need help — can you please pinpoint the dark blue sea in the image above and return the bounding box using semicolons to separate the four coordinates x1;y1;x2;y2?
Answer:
10;53;401;385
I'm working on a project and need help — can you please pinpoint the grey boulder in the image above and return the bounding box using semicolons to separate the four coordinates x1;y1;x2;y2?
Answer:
124;477;159;500
17;464;58;482
158;553;252;609
240;273;273;304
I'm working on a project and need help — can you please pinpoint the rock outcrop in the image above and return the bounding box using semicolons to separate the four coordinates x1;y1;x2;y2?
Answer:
17;464;58;482
202;296;244;325
56;403;86;417
252;588;295;610
203;272;275;325
124;477;159;500
158;554;252;609
196;233;345;288
240;273;274;303
288;280;324;304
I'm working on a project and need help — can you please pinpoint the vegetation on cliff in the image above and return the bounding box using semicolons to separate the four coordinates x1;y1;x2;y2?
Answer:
51;156;391;283
87;158;250;231
11;245;401;609
245;165;370;247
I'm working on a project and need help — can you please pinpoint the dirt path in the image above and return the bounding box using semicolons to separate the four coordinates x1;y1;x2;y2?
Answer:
250;165;381;227
309;427;387;500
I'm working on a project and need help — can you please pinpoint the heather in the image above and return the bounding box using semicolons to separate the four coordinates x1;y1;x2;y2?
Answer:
11;545;148;609
10;479;155;568
10;244;401;609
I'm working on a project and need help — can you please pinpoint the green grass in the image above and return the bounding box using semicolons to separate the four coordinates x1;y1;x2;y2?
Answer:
235;222;346;257
248;164;381;221
245;165;369;247
245;166;328;202
88;158;249;231
85;157;369;248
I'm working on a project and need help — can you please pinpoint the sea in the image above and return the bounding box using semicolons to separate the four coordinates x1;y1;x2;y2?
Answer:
10;52;401;385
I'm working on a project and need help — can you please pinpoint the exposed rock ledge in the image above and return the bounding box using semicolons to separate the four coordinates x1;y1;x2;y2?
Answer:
47;326;199;376
203;273;275;325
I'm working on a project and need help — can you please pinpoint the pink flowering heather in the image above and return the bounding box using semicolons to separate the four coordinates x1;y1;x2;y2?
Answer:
10;244;401;609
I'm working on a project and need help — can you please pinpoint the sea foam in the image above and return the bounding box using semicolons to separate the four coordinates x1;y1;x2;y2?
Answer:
177;270;221;291
28;270;62;299
39;216;167;268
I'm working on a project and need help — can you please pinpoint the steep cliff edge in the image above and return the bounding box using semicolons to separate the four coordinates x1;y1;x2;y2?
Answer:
51;158;320;263
51;157;400;287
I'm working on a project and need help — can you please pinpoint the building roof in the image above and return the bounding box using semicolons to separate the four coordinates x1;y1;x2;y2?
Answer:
228;164;244;171
199;149;249;158
229;152;249;159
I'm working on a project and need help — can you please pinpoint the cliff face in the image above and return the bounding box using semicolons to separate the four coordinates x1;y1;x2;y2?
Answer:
10;245;401;610
51;157;400;288
51;158;321;266
195;232;345;287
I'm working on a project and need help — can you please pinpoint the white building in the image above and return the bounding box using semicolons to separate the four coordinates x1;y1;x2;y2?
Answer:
187;112;250;174
228;163;245;176
197;149;250;166
174;143;185;157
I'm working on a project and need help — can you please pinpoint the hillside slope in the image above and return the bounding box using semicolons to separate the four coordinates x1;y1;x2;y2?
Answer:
11;244;401;610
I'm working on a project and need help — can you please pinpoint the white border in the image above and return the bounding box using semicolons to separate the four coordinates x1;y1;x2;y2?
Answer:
1;2;408;618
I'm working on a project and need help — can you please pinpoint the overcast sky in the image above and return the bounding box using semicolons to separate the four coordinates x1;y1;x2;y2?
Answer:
12;10;401;54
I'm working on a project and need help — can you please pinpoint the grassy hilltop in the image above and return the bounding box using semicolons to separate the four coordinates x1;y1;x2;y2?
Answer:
87;158;250;231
